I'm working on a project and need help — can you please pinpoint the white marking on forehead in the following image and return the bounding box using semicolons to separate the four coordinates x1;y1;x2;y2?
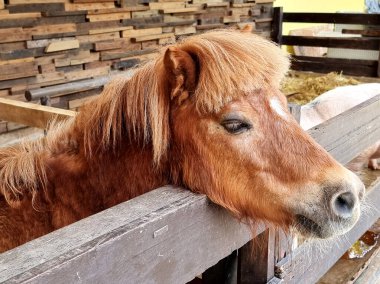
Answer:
269;98;288;119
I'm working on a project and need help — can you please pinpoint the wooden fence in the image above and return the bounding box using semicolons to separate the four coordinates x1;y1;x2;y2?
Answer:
0;92;380;283
271;7;380;77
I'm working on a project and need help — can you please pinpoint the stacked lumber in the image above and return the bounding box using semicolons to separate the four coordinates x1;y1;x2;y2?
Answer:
0;0;274;133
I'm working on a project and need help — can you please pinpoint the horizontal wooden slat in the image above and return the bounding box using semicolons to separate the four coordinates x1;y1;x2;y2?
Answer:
282;35;380;50
282;12;380;25
275;178;380;283
307;94;380;164
291;56;379;77
0;186;254;284
0;98;75;129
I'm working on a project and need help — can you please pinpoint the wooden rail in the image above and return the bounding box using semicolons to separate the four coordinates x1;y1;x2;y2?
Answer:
271;7;380;77
0;98;76;129
0;94;379;283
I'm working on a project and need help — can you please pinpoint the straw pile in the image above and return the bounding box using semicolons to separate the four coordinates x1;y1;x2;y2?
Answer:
281;72;360;105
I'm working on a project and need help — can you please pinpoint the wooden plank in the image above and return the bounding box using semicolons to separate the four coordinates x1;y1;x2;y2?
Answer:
27;37;76;49
64;66;109;82
0;42;25;52
161;7;200;13
0;12;41;20
34;72;65;84
223;15;240;23
94;39;141;51
342;28;380;37
65;2;115;11
45;39;80;53
0;28;31;43
73;0;114;2
86;12;131;22
0;18;37;29
7;3;65;13
282;12;380;25
0;61;38;81
37;15;86;25
0;186;254;283
282;35;380;51
0;57;34;66
0;98;75;129
25;23;77;36
8;0;65;3
100;48;156;60
133;19;196;28
88;26;133;35
291;57;378;78
275;178;380;283
149;1;185;9
76;32;120;43
42;10;87;17
132;32;174;42
307;94;380;164
122;27;163;38
174;25;196;35
112;58;140;69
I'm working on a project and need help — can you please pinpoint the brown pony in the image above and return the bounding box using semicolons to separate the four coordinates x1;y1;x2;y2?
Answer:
0;29;365;253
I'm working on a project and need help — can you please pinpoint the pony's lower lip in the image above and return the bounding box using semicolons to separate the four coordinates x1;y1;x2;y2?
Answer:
295;214;323;238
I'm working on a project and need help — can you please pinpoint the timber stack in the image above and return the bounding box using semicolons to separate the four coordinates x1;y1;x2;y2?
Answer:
0;0;274;133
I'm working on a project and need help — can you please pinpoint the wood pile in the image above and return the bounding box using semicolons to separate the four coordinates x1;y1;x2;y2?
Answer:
0;0;274;133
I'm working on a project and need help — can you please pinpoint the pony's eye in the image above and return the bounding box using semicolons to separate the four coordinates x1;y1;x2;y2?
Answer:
221;120;251;134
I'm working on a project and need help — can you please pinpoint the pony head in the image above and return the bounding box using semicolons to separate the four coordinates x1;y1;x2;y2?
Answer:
81;29;364;239
160;30;364;239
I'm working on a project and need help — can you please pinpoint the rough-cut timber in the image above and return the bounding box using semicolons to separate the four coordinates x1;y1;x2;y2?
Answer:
0;97;75;129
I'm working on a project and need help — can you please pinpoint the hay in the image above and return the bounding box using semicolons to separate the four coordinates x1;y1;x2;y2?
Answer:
281;72;360;105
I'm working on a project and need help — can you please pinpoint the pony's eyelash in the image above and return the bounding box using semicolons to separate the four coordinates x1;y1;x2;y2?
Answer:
221;119;252;134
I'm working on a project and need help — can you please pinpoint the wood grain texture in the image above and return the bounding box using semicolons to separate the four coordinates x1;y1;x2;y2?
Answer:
307;94;380;164
0;97;75;129
0;186;253;284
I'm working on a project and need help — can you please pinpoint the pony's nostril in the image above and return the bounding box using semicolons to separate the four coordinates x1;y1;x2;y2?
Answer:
332;192;356;219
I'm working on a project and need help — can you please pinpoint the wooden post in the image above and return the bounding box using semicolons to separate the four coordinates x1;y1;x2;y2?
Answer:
237;228;276;284
271;7;283;44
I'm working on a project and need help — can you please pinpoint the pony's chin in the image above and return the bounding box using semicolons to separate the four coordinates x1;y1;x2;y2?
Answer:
293;213;359;239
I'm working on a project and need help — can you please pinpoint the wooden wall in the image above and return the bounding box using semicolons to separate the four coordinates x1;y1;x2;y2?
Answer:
0;0;274;134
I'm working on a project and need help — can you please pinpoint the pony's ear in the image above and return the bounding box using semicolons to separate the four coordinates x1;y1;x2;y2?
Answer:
163;47;197;104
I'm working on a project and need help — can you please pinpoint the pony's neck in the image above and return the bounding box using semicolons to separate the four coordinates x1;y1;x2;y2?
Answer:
88;141;170;208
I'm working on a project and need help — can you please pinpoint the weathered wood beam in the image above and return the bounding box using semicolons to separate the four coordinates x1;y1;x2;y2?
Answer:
282;12;380;25
0;186;254;284
0;98;75;129
282;35;380;51
307;94;380;165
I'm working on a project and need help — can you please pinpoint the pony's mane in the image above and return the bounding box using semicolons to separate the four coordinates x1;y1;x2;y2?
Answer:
78;29;290;163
